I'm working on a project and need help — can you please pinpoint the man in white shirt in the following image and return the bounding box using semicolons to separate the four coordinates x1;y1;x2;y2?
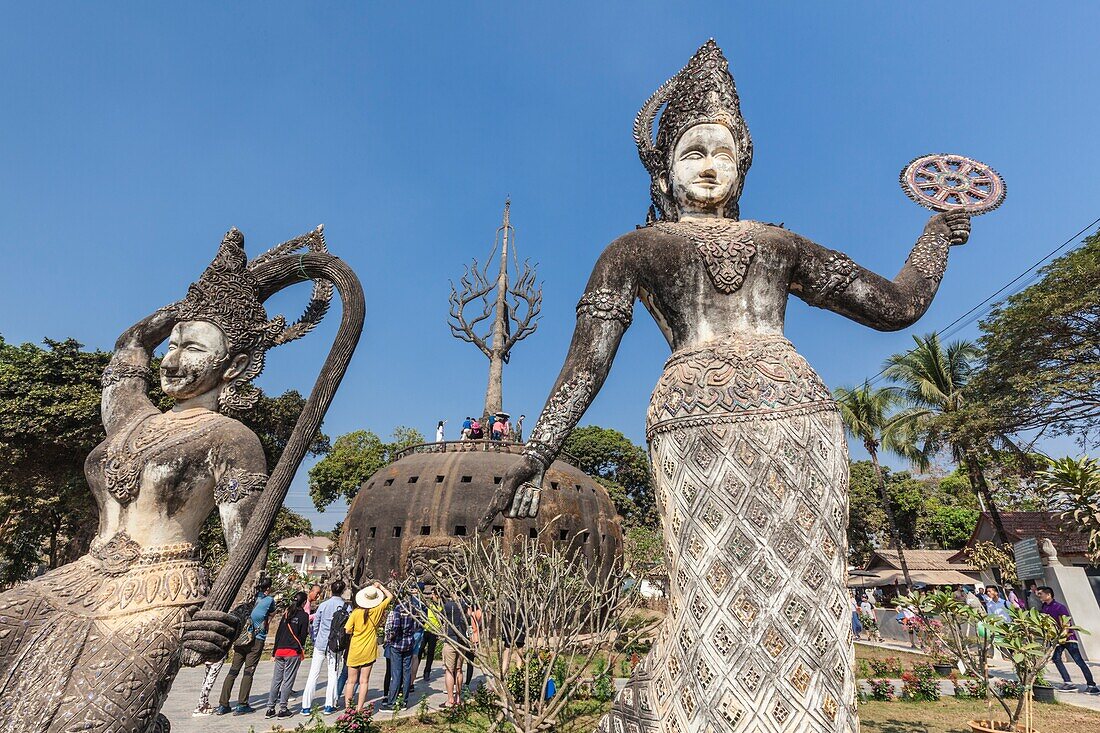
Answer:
301;580;350;716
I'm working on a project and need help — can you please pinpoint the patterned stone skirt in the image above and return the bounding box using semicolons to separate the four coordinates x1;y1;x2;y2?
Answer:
599;333;857;733
0;546;206;733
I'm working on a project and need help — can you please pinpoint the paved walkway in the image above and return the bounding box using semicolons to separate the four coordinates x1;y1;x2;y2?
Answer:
164;658;484;732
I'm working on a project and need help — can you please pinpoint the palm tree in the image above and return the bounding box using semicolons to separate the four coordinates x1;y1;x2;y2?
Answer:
884;333;1009;544
1041;456;1100;563
834;382;913;590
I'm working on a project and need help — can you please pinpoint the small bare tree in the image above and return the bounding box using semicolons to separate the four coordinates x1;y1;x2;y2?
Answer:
448;200;542;421
407;529;647;732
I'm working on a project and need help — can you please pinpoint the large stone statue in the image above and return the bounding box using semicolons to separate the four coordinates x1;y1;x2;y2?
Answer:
484;41;971;732
0;228;364;732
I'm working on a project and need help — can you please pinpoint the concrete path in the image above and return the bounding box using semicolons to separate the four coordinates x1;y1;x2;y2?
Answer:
164;658;485;732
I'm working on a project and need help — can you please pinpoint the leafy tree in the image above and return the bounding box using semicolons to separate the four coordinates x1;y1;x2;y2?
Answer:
969;234;1100;448
242;389;331;468
847;461;978;559
623;525;664;580
834;383;914;588
846;461;888;564
0;337;109;585
885;333;1009;544
917;505;980;550
307;427;424;510
964;541;1019;586
563;426;656;527
937;469;976;506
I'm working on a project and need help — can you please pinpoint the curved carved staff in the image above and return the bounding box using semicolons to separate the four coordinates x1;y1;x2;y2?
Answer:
180;249;364;667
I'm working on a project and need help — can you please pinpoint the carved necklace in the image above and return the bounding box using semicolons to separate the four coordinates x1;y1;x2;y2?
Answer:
102;408;223;504
655;217;763;293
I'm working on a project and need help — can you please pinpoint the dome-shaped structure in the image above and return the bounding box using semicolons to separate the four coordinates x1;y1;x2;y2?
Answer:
340;441;623;584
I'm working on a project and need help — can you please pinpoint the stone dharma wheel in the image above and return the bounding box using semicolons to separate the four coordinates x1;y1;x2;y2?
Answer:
340;441;623;585
899;153;1006;215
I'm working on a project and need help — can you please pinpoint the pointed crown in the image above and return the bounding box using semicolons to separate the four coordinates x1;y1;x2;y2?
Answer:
634;40;753;221
174;226;332;413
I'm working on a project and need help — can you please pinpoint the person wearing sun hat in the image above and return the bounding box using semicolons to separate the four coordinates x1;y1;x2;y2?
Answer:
342;581;393;711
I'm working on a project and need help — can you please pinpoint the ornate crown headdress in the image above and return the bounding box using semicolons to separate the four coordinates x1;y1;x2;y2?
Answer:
634;39;753;222
175;226;333;414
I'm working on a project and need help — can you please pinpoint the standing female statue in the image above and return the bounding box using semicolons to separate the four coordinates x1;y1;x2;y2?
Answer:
0;228;360;733
484;40;970;733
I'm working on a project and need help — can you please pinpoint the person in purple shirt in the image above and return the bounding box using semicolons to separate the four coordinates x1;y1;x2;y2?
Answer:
1038;586;1099;693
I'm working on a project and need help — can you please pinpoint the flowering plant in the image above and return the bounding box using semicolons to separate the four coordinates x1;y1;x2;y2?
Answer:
334;703;377;733
901;663;941;702
865;678;894;701
868;657;903;678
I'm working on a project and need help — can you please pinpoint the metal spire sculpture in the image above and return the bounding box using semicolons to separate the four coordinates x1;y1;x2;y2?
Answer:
448;199;542;421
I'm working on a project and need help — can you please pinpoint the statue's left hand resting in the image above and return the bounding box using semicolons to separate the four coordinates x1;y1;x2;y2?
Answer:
479;454;544;531
181;609;241;663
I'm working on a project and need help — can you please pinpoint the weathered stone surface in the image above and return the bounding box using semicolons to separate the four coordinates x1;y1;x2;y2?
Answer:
342;441;622;585
483;39;969;733
0;228;363;733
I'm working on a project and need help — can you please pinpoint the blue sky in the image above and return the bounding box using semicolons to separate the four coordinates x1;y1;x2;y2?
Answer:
1;4;1097;530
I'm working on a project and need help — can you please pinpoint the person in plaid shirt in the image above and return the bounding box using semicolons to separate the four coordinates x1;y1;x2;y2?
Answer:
381;595;422;708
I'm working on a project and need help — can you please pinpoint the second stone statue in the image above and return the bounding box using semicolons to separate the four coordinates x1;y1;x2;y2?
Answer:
484;40;972;733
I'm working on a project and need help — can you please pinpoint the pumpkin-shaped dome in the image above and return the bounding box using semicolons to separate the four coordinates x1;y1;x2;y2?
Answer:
340;441;623;584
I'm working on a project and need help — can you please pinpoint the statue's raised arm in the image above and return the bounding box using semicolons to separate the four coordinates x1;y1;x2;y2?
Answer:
788;209;970;331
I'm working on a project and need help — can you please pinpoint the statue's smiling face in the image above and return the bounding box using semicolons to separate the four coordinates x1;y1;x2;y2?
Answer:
160;321;233;400
665;123;739;216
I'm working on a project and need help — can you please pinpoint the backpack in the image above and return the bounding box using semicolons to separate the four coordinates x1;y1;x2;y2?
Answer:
328;602;352;654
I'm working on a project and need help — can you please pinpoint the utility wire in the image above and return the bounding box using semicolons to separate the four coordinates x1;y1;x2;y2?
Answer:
861;214;1100;389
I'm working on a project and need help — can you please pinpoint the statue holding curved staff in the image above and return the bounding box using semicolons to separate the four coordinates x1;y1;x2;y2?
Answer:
485;40;973;733
0;228;364;732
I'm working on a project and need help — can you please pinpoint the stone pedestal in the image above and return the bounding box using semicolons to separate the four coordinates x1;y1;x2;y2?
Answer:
1043;564;1100;661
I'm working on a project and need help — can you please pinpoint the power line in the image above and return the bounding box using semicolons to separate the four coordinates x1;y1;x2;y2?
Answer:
861;214;1100;389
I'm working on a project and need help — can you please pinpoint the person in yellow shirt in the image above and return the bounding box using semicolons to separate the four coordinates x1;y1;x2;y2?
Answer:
343;581;392;711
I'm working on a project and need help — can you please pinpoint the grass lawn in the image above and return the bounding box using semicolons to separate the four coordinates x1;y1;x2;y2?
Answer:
854;642;932;678
859;697;1100;732
855;642;927;666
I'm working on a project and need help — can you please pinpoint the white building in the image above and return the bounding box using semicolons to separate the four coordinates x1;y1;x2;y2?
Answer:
277;535;333;577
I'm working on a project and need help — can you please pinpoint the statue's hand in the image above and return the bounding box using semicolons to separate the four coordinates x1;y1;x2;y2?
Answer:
479;454;544;531
179;609;240;666
928;211;971;246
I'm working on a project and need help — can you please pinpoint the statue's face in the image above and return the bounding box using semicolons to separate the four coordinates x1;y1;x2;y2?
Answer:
160;320;236;401
665;123;739;216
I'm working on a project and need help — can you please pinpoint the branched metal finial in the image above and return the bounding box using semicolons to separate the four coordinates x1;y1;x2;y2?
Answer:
447;200;542;417
448;259;496;356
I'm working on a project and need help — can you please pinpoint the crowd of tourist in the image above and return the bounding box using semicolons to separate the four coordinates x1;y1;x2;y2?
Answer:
855;581;1099;695
435;413;526;443
202;576;491;720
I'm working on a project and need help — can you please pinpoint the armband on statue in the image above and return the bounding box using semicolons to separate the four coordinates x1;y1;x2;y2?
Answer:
214;469;268;504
